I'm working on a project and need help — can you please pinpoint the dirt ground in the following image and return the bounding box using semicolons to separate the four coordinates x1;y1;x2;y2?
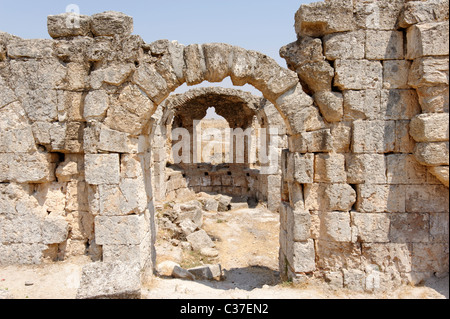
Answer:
0;205;448;299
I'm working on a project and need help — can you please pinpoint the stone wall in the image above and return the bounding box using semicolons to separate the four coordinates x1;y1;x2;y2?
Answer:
279;0;449;290
0;1;448;295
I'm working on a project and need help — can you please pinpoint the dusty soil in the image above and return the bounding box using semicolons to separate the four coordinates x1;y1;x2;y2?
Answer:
0;205;448;299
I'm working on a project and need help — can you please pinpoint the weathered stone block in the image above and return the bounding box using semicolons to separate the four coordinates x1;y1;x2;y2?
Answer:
389;213;430;243
90;11;133;37
85;154;120;185
414;142;449;166
386;154;428;185
184;44;206;86
323;31;365;60
399;0;449;28
355;0;405;30
343;90;381;121
366;31;404;60
351;212;390;243
346;153;386;184
295;0;355;37
315;241;362;271
383;60;411;89
319;211;352;242
405;185;449;213
408;57;449;88
202;43;232;83
83;91;109;121
95;214;147;245
292;239;316;273
356;184;406;213
0;152;55;184
42;215;69;245
362;243;412;273
47;13;91;39
314;91;343;123
296;61;335;93
410;113;449;143
380;89;421;120
416;85;449;113
411;243;449;273
98;127;130;153
186;230;215;252
407;22;449;59
279;37;324;70
305;183;356;212
330;122;352;153
314;153;346;183
335;60;383;90
430;213;449;242
76;261;141;299
0;243;46;265
90;64;135;90
352;120;395;153
429;166;449;188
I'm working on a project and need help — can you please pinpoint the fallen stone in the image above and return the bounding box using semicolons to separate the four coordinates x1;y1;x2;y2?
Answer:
200;247;219;258
156;260;180;277
188;264;223;281
186;230;215;252
76;261;141;299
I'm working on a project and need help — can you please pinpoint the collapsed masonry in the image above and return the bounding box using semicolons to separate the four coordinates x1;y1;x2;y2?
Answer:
0;0;448;298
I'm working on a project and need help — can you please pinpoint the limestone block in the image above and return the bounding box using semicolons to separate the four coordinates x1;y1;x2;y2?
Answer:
429;166;449;188
301;129;333;153
323;31;365;60
90;11;133;37
0;102;37;153
0;152;55;184
0;77;16;108
362;243;412;273
407;22;449;59
430;212;449;242
283;204;311;242
334;60;382;90
99;178;147;216
296;61;334;93
98;126;130;153
287;153;314;184
314;91;344;123
95;214;147;245
120;154;143;179
410;113;449;143
67;211;94;241
66;181;89;212
408;57;449;88
354;0;405;30
352;120;395;153
188;264;223;281
330;122;352;153
315;241;362;272
7;39;54;59
90;64;135;90
411;243;449;273
305;183;356;212
184;44;206;86
343;90;381;121
395;121;415;154
314;153;346;183
56;91;84;122
47;13;92;39
230;46;259;87
202;43;232;83
406;184;449;213
356;184;406;213
132;63;169;105
103;234;151;268
76;261;141;299
389;213;430;243
56;154;84;182
351;212;390;243
279;37;324;70
105;84;155;136
83;91;109;121
42;215;69;244
319;211;352;242
34;182;67;215
416;85;449;113
0;243;46;265
0;214;43;244
346;154;386;184
399;0;449;28
20;89;58;122
295;0;354;37
380;89;421;120
383;60;411;89
287;182;305;211
291;239;316;273
85;154;120;185
386;154;428;185
186;230;215;252
414;142;449;166
366;31;404;60
275;84;315;135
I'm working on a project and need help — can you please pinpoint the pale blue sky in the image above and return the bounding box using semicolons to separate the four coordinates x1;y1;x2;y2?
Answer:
0;0;312;96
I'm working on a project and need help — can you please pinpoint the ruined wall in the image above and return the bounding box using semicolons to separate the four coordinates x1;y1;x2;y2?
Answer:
279;0;449;289
0;0;448;295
